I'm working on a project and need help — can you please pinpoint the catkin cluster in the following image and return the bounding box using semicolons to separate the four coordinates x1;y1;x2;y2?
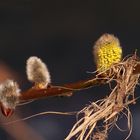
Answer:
0;56;51;116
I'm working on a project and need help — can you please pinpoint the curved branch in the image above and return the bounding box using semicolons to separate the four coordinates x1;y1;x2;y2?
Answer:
20;77;107;101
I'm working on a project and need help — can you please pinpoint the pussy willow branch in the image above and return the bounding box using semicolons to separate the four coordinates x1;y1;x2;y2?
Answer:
19;77;106;101
19;62;140;102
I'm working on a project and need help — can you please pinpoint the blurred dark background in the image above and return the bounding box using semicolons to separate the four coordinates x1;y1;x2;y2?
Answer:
0;0;140;140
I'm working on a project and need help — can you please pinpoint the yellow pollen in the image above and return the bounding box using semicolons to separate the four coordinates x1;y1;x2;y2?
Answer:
93;33;122;73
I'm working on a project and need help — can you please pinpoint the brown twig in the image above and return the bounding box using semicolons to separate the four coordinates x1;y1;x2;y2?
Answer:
19;60;140;102
19;77;107;101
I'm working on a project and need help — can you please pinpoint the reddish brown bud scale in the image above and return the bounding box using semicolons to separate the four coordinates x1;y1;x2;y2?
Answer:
1;103;14;117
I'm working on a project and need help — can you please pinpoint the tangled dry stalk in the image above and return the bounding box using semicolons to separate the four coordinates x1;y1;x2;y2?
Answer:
65;54;140;140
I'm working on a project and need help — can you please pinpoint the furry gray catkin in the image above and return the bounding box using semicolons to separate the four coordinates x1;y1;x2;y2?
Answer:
26;56;51;88
0;79;20;109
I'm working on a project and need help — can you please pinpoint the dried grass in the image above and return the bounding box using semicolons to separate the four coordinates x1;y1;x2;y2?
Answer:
65;54;140;140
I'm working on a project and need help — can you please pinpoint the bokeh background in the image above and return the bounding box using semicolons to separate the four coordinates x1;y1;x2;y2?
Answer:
0;0;140;140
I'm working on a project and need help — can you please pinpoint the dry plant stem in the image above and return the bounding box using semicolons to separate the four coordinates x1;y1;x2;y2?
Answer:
65;55;140;140
19;61;140;102
133;62;140;74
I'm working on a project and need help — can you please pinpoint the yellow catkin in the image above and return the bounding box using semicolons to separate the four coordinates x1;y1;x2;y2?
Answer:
93;33;122;73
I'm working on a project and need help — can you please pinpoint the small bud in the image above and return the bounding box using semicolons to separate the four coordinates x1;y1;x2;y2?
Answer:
93;33;122;73
1;104;14;117
0;80;20;116
26;56;51;88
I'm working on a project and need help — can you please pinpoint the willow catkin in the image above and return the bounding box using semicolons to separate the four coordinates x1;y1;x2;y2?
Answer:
0;79;20;109
26;56;51;87
93;33;122;73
